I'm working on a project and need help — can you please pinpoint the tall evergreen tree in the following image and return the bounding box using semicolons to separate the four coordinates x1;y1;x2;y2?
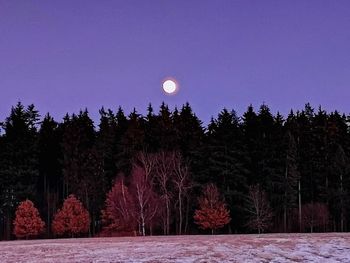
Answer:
205;109;250;232
117;109;145;175
38;113;62;237
96;108;118;187
0;102;40;239
113;107;129;175
61;110;104;235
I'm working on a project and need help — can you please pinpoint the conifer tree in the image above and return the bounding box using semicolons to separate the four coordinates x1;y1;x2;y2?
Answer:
61;110;105;235
174;103;204;158
96;108;118;187
38;114;62;237
205;109;249;232
154;103;177;151
144;103;159;152
117;109;145;175
0;102;40;239
113;106;129;175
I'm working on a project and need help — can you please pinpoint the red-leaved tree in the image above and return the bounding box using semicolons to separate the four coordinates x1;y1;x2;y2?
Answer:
52;194;90;237
194;184;231;234
101;175;137;235
13;200;45;239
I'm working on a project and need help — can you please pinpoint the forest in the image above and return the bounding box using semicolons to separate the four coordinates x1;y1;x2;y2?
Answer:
0;101;349;240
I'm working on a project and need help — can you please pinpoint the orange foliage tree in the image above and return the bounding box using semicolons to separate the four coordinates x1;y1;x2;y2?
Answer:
194;184;231;234
52;194;90;237
13;200;45;239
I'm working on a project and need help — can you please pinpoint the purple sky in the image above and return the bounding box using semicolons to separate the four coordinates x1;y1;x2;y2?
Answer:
1;1;350;124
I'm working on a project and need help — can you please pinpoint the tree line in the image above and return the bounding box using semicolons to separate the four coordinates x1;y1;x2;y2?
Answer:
0;101;349;239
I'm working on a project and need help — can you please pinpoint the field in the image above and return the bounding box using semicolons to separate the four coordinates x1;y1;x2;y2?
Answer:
0;233;349;262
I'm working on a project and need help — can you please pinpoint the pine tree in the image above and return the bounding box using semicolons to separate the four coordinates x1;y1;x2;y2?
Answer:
117;109;145;175
205;109;250;232
174;103;204;159
242;105;259;185
96;108;118;188
144;103;159;152
154;103;177;151
38;114;62;237
52;195;90;237
0;102;40;239
61;110;105;235
61;110;95;198
282;131;299;232
111;107;128;173
13;200;45;239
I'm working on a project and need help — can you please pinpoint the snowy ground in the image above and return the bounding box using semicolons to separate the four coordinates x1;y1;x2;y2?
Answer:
0;233;350;263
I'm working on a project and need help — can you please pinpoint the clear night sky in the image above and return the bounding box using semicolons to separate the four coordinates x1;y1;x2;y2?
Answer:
1;1;349;124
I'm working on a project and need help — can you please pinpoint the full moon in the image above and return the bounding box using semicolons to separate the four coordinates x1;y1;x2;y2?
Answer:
162;79;177;94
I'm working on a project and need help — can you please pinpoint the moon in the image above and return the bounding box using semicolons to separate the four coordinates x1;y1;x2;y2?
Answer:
162;79;178;94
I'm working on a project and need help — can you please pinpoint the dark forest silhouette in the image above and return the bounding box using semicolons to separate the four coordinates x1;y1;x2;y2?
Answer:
0;101;349;240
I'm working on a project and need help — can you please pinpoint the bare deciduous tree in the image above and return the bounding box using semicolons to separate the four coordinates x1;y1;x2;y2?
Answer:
153;151;175;235
131;166;159;236
172;152;192;235
131;150;193;235
133;151;156;182
246;185;273;234
301;202;329;232
101;175;136;235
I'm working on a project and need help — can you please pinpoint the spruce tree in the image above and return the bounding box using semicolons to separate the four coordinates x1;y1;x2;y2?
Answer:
96;107;118;187
38;114;62;237
205;109;250;232
0;102;40;239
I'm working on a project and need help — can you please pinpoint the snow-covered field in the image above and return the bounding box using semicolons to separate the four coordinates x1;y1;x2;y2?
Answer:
0;233;349;263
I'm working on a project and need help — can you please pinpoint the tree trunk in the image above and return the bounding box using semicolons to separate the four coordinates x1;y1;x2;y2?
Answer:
298;180;302;232
6;209;11;240
141;210;146;236
163;219;166;235
178;190;182;235
47;190;50;237
284;167;287;233
142;221;145;236
84;186;91;237
184;196;190;234
166;197;170;235
340;173;344;232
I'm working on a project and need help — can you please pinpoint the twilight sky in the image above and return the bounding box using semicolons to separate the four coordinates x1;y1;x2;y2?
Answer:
0;0;350;124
